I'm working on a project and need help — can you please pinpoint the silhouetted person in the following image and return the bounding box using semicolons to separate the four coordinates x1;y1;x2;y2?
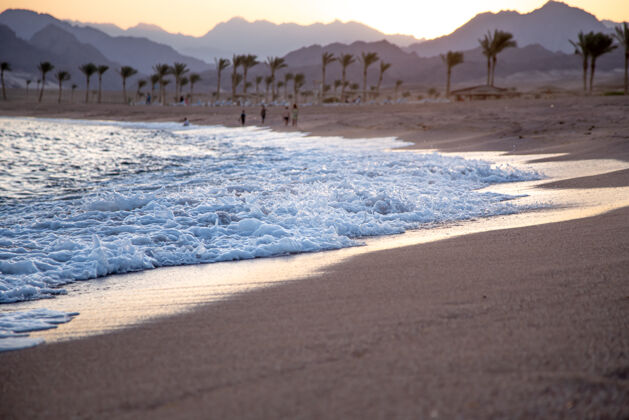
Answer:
240;109;246;126
282;106;290;126
291;104;299;127
260;105;267;124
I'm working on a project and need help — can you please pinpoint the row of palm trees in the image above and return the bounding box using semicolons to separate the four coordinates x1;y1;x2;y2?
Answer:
213;51;393;104
2;23;627;104
571;23;629;93
30;61;142;104
438;23;628;97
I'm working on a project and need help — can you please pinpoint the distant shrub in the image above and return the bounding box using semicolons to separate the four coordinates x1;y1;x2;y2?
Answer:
604;91;625;96
322;97;339;103
402;91;411;98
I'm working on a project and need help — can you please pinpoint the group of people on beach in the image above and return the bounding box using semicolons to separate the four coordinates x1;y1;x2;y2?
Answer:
239;104;299;127
182;104;300;128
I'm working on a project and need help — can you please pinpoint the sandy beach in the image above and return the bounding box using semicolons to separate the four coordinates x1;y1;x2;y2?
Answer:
1;96;628;418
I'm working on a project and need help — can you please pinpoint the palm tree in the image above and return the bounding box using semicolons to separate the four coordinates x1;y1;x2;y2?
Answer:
376;61;392;98
333;79;342;97
614;22;629;94
394;79;403;101
359;52;379;101
37;62;54;103
570;31;592;92
490;30;517;86
241;54;259;98
588;32;617;93
150;74;160;101
479;32;494;86
440;51;464;97
26;79;31;97
79;63;97;103
0;62;11;100
264;75;273;103
153;63;171;105
96;65;109;103
136;79;147;101
293;73;305;104
231;72;243;100
71;83;77;102
118;65;138;104
283;72;294;101
189;73;200;103
171;62;189;101
266;56;287;101
337;53;355;102
255;75;263;102
321;52;336;102
230;54;244;102
54;70;70;103
180;77;189;101
214;58;230;103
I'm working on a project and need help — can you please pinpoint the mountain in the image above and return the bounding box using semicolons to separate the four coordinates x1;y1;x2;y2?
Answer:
602;19;623;30
0;9;209;73
0;24;123;90
66;17;423;62
406;1;611;57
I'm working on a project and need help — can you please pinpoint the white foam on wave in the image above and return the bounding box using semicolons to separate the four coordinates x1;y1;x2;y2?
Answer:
0;118;542;304
0;308;78;352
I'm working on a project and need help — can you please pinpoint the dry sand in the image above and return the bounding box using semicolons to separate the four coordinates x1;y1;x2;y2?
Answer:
1;96;628;419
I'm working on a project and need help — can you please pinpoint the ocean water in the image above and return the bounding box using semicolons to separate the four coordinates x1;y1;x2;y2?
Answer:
0;117;541;349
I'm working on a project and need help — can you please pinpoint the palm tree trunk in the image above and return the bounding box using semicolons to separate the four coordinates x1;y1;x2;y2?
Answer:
582;56;588;93
98;75;102;103
362;67;367;101
242;68;248;97
271;71;276;101
58;81;62;103
39;75;45;103
446;67;451;97
620;51;629;95
122;78;127;104
589;59;596;93
216;71;221;103
492;56;497;86
486;56;491;86
1;71;6;100
341;68;347;102
321;67;326;103
85;78;90;103
376;73;383;98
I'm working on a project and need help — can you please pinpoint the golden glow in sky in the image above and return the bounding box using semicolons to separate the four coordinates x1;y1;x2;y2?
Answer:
2;0;628;38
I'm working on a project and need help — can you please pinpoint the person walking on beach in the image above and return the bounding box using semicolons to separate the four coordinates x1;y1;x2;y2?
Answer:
291;103;299;127
282;106;290;126
240;109;246;126
260;105;267;124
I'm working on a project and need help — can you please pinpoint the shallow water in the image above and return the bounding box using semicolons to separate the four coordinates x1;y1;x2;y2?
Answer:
0;117;544;350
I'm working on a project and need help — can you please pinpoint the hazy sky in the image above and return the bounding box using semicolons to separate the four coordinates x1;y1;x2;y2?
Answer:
3;0;628;38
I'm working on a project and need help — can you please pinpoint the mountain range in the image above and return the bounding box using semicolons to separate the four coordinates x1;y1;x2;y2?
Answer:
0;9;208;74
68;17;423;62
406;1;614;57
0;1;625;93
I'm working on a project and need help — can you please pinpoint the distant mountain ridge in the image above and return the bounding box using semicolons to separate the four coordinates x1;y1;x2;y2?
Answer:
66;16;424;62
405;1;613;57
0;9;209;73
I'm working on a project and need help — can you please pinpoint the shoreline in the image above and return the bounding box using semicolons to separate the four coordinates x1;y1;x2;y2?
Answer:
1;97;629;418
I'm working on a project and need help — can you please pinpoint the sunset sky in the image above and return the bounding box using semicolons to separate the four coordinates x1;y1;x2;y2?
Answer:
2;0;627;39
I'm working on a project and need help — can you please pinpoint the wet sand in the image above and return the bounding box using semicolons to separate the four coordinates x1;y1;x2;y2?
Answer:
1;96;628;418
